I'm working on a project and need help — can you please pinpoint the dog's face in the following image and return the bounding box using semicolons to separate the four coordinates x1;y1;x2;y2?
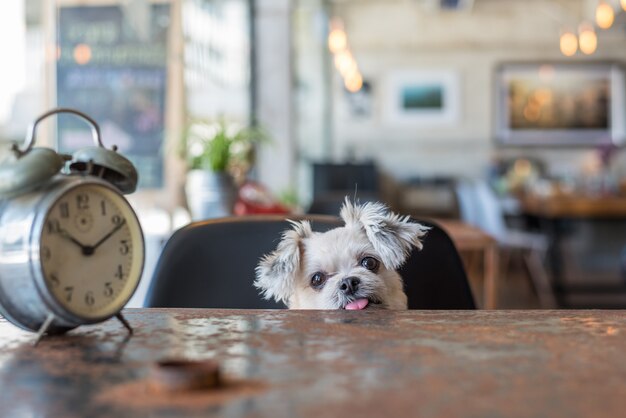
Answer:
255;200;428;310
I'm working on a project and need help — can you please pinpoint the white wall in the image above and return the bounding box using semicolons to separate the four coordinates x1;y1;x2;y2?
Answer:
327;0;626;181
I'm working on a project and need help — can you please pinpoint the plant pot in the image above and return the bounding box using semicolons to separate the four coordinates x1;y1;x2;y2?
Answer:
185;170;237;220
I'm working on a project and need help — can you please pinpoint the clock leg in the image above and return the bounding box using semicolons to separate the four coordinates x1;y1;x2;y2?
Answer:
33;313;55;347
116;313;133;335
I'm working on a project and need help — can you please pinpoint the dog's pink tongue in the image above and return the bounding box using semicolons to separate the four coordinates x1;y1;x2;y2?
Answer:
345;298;369;310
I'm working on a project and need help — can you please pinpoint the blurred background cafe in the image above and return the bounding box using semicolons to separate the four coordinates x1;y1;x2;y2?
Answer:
2;0;626;309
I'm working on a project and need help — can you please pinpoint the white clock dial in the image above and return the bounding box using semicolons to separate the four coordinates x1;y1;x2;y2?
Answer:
39;184;144;320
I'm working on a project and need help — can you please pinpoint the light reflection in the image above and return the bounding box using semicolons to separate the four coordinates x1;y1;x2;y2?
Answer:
595;1;614;30
344;72;363;93
523;104;540;122
0;252;29;265
328;16;364;94
559;31;577;57
0;321;32;369
512;159;533;178
73;43;92;65
334;50;356;77
328;29;347;54
538;64;555;82
578;23;597;55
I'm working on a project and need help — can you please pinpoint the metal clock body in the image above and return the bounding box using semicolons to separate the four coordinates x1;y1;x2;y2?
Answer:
0;108;144;341
0;175;144;334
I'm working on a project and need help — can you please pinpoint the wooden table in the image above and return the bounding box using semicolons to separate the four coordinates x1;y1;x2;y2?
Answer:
519;193;626;307
521;192;626;219
4;308;624;417
437;219;499;309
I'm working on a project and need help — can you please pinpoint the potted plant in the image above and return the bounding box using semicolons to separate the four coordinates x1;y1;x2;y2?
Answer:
181;119;267;220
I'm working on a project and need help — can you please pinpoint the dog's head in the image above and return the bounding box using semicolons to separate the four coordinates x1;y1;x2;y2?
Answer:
254;199;428;310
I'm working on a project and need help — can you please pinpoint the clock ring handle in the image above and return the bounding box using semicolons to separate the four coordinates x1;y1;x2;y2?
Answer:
13;107;103;157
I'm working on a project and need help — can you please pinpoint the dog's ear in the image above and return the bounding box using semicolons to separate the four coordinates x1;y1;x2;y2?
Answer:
254;220;312;305
340;198;429;269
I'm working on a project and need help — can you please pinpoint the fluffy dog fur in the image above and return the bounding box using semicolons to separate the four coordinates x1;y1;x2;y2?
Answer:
254;199;428;310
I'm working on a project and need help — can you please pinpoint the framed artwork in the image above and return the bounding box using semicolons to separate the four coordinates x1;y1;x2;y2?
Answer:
495;62;626;146
383;70;460;125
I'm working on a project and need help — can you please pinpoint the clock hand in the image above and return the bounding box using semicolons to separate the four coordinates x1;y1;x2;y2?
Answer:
91;219;127;252
56;227;89;252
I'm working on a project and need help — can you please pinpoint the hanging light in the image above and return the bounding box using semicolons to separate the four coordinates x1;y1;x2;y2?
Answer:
559;31;578;56
344;72;363;93
328;28;347;54
621;0;626;11
595;1;615;29
328;16;365;94
578;23;597;55
334;50;357;77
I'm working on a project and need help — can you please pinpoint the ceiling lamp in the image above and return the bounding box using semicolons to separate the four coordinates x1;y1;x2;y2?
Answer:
344;72;363;93
334;50;357;77
595;1;615;29
328;16;364;93
328;28;347;54
559;31;578;56
622;0;626;11
578;23;597;55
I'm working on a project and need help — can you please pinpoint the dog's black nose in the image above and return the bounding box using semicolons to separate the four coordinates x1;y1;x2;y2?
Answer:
339;277;360;295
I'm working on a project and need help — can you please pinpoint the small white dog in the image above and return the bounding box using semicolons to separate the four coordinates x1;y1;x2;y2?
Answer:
254;199;428;310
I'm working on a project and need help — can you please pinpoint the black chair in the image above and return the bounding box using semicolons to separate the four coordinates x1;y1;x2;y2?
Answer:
307;162;380;215
312;162;379;197
401;219;476;309
144;215;475;309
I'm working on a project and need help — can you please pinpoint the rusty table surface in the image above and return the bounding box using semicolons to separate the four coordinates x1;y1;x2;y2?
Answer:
1;309;625;418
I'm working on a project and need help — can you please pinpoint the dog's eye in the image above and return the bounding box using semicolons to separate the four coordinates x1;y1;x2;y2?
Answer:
360;256;380;271
310;272;327;289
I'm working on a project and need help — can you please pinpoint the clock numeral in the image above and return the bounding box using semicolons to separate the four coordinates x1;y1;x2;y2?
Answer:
101;200;106;216
59;202;70;218
111;215;123;226
41;246;51;261
64;286;74;302
76;193;90;210
115;264;125;280
119;240;130;255
104;282;113;297
85;291;95;306
46;219;61;234
49;273;60;288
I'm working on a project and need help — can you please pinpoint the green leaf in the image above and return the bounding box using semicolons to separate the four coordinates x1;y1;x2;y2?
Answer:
180;118;270;173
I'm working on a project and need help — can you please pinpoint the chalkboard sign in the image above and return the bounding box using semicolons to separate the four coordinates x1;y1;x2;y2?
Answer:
56;5;170;188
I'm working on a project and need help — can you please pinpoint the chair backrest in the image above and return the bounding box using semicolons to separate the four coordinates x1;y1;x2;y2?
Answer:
401;219;476;309
312;162;379;197
144;215;475;309
455;180;481;226
456;179;507;240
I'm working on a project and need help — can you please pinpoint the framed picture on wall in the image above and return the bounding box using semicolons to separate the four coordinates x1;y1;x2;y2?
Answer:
495;62;626;146
383;70;460;125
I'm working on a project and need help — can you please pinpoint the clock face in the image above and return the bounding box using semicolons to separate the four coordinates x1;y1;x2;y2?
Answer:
39;183;144;320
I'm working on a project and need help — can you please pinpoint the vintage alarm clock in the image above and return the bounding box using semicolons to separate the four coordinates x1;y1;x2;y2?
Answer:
0;108;145;344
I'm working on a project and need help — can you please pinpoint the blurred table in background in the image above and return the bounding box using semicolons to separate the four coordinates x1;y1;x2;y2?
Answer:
518;192;626;308
436;219;498;309
520;192;626;219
